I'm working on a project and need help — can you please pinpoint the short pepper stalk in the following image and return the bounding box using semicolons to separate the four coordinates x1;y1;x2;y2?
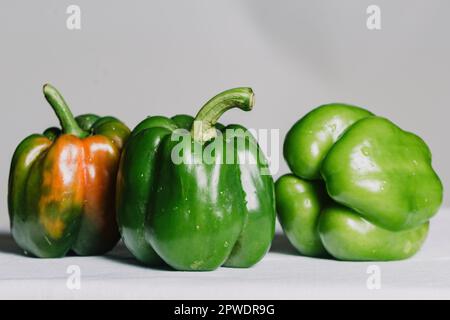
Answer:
116;87;276;271
276;103;443;261
8;84;130;258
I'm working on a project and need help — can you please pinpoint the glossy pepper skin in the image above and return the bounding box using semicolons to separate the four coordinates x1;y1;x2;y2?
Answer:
275;174;328;257
116;88;276;271
276;103;443;261
8;84;130;258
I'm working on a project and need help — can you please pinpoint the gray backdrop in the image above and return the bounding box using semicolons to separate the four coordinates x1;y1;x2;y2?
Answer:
1;0;448;227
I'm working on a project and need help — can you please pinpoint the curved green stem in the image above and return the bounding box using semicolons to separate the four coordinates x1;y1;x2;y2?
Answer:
43;84;88;138
191;87;254;142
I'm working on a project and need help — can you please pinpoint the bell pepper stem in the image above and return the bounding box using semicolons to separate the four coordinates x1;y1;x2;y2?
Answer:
43;84;88;138
191;87;254;142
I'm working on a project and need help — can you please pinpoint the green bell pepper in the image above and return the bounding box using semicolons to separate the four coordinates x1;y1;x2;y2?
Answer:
277;103;443;261
116;88;276;270
275;174;328;257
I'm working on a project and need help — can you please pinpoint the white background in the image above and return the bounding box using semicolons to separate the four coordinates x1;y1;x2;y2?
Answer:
0;0;449;299
1;210;449;299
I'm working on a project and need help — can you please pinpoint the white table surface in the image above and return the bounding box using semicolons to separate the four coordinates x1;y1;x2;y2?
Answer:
0;209;449;300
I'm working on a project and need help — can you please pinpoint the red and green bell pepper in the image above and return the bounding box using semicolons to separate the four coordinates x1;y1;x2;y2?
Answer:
8;84;130;258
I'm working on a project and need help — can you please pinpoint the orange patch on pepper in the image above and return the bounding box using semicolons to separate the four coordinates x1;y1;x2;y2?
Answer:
39;135;85;239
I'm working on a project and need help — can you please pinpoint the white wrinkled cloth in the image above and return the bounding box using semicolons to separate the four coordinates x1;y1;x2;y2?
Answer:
0;209;448;300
